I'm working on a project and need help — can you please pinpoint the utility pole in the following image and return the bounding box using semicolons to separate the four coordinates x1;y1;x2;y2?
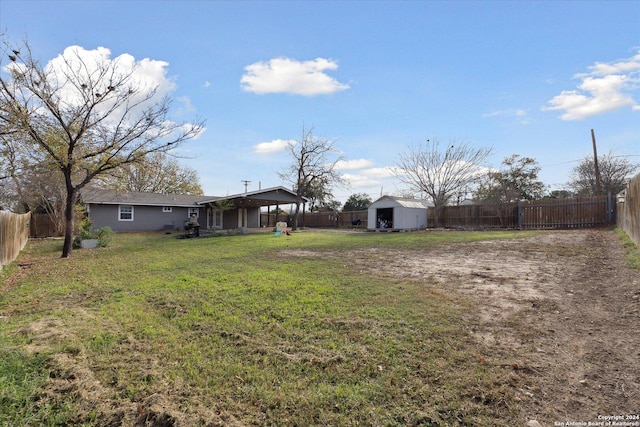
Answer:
241;180;251;193
591;129;602;195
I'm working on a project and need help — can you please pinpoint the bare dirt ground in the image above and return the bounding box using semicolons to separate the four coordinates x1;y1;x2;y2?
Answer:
348;228;640;425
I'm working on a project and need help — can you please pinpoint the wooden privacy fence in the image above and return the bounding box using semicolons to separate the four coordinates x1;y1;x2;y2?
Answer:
429;195;615;230
519;195;614;229
261;196;614;231
30;213;61;238
0;211;31;271
260;210;369;229
617;173;640;246
427;204;519;229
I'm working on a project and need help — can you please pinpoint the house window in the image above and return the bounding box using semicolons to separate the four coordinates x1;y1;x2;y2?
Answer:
119;205;134;221
189;208;199;218
162;206;172;213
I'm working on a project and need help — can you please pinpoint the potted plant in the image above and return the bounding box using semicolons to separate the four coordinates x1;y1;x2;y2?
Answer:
74;218;113;249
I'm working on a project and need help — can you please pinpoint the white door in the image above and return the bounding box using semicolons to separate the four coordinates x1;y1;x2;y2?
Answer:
208;208;223;229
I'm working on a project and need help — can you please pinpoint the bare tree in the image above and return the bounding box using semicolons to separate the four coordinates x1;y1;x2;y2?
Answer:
1;127;75;234
395;139;492;227
0;133;22;211
569;151;639;196
97;152;204;195
0;41;205;257
278;126;343;230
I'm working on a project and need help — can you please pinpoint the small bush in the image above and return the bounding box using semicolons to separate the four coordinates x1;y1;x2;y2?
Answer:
95;226;113;247
73;218;113;248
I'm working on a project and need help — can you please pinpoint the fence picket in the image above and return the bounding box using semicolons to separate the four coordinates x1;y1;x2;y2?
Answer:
0;211;31;271
617;173;640;246
426;196;613;230
261;196;616;231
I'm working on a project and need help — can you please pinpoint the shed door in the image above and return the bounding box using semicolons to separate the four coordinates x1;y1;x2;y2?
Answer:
376;208;393;229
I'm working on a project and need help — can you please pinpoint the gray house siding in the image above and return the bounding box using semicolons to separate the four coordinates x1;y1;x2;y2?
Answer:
88;204;203;232
218;207;260;229
248;208;260;228
222;209;237;229
82;187;302;233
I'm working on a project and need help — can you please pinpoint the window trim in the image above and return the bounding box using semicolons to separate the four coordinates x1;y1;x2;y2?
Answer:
118;205;134;221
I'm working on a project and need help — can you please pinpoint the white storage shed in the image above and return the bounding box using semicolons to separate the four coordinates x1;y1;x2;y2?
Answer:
367;196;432;231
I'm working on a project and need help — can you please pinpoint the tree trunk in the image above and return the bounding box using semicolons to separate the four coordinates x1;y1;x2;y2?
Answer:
61;186;76;258
291;202;301;231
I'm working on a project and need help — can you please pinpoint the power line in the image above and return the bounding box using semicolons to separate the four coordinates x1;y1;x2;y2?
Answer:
545;154;640;168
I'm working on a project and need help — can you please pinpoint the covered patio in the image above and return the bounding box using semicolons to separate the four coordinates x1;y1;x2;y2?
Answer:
197;186;307;230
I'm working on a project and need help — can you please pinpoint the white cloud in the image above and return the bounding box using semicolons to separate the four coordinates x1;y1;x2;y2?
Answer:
482;109;531;124
334;159;374;171
341;173;381;188
544;74;636;120
27;45;179;127
240;57;350;96
176;96;196;113
543;49;640;120
363;166;399;178
340;166;400;189
254;139;295;154
578;50;640;77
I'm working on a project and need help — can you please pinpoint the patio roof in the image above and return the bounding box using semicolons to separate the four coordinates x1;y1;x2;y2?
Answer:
197;186;307;209
81;186;307;209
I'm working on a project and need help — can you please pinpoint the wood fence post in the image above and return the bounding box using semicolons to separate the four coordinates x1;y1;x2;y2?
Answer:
517;201;523;229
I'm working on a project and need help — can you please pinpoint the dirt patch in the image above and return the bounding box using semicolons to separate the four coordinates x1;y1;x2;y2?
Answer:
285;229;640;424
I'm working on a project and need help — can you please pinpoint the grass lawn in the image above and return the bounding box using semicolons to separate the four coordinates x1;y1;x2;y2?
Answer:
0;229;535;426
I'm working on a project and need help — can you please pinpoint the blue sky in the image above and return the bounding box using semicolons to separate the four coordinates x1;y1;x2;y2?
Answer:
1;0;639;203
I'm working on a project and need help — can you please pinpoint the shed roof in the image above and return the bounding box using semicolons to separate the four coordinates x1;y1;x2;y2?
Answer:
369;195;433;209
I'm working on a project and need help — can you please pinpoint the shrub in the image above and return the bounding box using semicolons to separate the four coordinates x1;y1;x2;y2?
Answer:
73;218;113;248
95;226;113;247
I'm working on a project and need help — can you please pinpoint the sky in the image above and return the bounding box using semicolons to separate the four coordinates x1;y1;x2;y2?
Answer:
1;0;639;204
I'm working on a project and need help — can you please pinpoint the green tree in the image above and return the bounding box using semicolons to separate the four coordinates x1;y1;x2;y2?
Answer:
475;155;546;203
300;176;337;212
324;200;342;212
547;189;573;199
475;155;546;225
568;151;639;196
0;41;204;257
342;193;372;211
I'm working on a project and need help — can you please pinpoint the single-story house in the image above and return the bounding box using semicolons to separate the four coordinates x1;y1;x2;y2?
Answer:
367;196;433;231
80;187;304;233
